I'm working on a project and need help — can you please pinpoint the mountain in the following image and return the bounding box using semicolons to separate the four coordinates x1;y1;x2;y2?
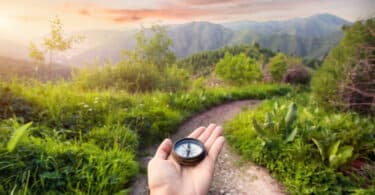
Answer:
222;13;350;38
70;22;232;64
0;39;29;61
0;56;71;81
70;13;350;65
168;22;233;58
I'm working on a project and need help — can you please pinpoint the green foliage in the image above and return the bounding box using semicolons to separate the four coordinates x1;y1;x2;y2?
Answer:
0;85;34;121
178;44;275;76
269;53;288;81
0;129;138;194
312;139;354;168
74;26;188;93
225;94;375;194
285;103;298;128
251;102;298;143
0;80;292;194
312;19;375;113
7;122;32;152
41;16;82;65
215;52;261;84
160;65;190;92
29;42;45;65
131;25;176;70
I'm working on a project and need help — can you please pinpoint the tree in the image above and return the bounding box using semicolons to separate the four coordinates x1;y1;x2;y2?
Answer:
269;53;288;81
129;25;176;70
312;19;375;114
215;52;261;84
43;16;81;66
29;42;45;69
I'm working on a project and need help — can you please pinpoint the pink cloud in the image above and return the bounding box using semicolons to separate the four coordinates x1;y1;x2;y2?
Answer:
182;0;244;5
60;0;367;24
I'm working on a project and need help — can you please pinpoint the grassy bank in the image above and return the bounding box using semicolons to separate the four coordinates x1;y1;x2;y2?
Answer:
225;94;375;194
0;82;291;194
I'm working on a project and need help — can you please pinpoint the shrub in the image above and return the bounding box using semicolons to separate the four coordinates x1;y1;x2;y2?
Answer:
225;94;375;194
339;47;375;115
0;81;292;193
215;52;262;84
269;53;288;81
0;121;138;194
312;19;375;114
160;65;190;92
73;25;187;93
282;65;311;85
0;85;34;121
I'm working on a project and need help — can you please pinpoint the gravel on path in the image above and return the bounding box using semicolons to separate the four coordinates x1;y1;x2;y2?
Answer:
131;100;285;195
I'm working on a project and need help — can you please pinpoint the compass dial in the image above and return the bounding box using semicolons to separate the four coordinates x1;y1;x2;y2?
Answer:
175;141;204;158
172;138;207;166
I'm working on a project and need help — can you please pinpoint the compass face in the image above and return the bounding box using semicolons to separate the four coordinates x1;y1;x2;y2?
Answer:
175;140;204;158
172;138;207;166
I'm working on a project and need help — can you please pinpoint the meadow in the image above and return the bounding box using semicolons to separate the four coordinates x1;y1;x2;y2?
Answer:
0;80;290;194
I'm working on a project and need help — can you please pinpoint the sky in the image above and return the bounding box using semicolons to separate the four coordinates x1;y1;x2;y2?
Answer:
0;0;374;43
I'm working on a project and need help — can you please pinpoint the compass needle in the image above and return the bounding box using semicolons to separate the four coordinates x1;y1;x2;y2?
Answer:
172;138;207;166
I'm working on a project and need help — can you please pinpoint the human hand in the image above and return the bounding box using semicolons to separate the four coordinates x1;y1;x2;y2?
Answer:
147;124;225;195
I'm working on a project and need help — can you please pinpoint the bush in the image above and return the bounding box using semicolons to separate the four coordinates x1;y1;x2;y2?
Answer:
312;19;375;114
177;44;275;76
225;94;375;194
160;65;190;92
0;121;138;194
0;85;34;121
73;25;188;93
269;53;288;81
0;81;292;193
282;65;311;85
215;52;262;84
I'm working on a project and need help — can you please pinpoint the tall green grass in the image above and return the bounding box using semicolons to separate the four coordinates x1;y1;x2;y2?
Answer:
225;94;375;194
0;81;291;194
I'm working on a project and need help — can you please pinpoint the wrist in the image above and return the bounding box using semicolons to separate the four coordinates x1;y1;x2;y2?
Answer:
149;186;175;195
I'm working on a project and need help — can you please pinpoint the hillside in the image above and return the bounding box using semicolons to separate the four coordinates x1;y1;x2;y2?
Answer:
223;13;350;37
0;39;29;60
70;14;349;65
0;56;71;81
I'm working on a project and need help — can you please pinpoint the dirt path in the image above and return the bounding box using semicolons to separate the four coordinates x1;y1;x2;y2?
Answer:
131;100;285;195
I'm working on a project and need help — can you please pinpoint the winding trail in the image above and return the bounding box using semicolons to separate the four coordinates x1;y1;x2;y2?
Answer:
131;100;285;195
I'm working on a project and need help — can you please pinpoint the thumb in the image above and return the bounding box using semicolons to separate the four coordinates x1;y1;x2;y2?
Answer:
154;138;173;160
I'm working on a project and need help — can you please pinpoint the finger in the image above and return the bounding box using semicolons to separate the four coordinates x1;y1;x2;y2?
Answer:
198;123;216;143
208;136;225;162
205;125;223;150
187;126;206;139
154;138;173;160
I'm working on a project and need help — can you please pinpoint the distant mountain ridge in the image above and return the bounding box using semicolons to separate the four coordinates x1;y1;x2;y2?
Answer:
222;13;350;37
0;13;350;65
70;13;350;65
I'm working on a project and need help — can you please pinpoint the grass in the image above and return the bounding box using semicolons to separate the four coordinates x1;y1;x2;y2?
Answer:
0;81;292;194
225;93;375;194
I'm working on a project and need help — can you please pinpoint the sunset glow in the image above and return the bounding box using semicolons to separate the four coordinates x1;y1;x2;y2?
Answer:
0;0;374;43
0;16;11;30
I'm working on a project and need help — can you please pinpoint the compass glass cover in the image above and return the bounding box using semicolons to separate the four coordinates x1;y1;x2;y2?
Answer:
175;140;204;158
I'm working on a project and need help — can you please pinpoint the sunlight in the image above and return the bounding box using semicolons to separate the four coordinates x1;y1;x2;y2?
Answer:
0;16;11;29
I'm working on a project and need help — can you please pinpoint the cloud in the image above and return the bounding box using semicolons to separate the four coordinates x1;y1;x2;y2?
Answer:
78;8;91;16
63;2;215;23
182;0;243;5
107;8;212;23
61;0;373;24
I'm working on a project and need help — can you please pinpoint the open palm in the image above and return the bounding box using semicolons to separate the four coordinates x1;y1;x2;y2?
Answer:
148;124;225;195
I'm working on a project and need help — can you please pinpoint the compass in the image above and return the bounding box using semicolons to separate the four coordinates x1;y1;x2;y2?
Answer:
172;138;207;166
